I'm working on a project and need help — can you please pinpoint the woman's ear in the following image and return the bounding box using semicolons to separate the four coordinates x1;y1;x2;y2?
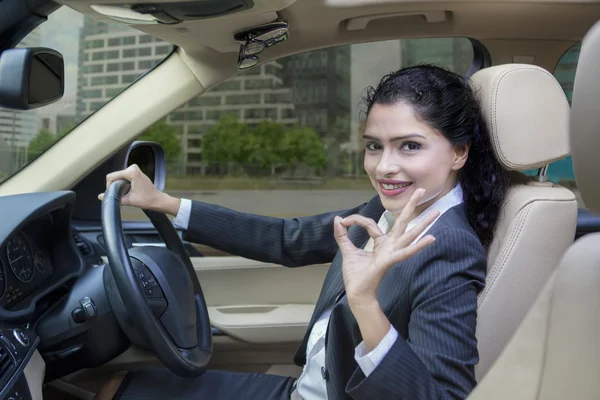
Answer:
451;143;470;171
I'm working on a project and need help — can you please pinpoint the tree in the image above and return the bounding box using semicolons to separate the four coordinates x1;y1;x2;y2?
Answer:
282;126;326;172
27;129;56;161
139;120;180;162
247;120;286;174
201;115;249;170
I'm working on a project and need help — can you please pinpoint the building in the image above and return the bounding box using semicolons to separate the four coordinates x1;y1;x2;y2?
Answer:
172;62;296;174
37;95;78;135
76;17;172;119
77;17;297;173
278;46;351;139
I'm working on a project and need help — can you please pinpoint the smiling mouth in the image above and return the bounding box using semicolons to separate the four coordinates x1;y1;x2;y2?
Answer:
380;182;413;190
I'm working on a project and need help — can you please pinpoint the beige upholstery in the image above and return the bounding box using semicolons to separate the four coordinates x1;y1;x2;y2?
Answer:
467;21;600;399
470;65;578;379
468;234;600;399
473;64;571;170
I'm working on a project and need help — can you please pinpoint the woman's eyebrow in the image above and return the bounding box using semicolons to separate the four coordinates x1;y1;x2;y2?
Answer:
362;133;426;142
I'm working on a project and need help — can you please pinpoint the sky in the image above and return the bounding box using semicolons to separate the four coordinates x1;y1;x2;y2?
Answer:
349;40;402;150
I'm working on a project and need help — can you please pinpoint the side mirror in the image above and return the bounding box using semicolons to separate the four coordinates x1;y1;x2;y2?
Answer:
125;141;167;192
0;47;64;110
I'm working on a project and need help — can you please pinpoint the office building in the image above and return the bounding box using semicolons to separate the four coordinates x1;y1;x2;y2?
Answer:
76;17;172;119
77;17;296;173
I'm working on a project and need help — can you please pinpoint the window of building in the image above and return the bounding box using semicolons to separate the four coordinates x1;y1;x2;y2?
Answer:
105;76;118;85
226;94;261;105
139;35;153;44
122;74;138;84
123;49;136;58
83;64;103;73
188;139;202;148
85;39;104;49
83;89;102;99
138;60;152;69
138;47;152;57
105;88;123;97
123;36;136;45
107;63;119;72
189;97;222;107
106;50;119;59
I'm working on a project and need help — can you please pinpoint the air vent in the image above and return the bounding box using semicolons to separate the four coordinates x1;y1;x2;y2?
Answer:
72;231;92;256
0;341;15;387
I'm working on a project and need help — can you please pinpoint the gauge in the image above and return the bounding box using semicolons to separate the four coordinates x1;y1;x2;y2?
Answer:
6;233;34;283
34;252;46;274
0;259;6;300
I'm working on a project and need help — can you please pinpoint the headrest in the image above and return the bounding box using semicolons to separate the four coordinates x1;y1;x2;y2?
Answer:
571;22;600;214
471;64;570;171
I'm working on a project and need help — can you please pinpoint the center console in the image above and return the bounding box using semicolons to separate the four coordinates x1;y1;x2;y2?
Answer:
0;326;39;400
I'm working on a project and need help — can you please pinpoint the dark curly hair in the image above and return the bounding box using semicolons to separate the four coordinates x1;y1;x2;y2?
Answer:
363;64;509;248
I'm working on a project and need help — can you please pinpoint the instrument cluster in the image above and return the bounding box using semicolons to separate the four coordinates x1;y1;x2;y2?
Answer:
0;215;54;308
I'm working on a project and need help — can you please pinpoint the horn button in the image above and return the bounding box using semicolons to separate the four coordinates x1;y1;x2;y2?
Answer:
128;247;198;349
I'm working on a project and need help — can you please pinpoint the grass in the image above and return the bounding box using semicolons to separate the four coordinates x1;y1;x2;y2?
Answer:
164;175;374;191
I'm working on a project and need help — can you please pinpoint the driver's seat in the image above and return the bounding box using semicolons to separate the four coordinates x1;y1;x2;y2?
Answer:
469;64;578;379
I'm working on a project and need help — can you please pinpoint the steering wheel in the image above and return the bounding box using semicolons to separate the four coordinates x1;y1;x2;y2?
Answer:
101;179;212;377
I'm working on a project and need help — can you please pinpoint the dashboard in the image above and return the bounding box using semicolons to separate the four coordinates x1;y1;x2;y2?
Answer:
0;191;84;317
0;215;55;309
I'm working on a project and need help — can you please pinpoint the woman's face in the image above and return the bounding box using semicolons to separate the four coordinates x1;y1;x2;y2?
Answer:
363;102;468;216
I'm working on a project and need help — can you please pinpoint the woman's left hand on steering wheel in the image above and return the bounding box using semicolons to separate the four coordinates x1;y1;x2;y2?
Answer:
333;188;439;308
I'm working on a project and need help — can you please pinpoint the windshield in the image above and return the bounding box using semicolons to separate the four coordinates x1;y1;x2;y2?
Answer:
0;6;173;184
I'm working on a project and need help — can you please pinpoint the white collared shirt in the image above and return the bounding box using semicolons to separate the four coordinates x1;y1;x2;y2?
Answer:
172;184;464;399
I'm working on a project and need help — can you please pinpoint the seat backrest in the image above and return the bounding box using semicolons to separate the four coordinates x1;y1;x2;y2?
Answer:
467;21;600;399
469;64;578;379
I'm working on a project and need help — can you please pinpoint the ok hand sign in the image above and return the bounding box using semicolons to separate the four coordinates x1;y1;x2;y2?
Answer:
333;188;440;307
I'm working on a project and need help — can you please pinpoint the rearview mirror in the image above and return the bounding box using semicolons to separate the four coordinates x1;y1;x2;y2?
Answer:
0;47;64;110
125;141;167;192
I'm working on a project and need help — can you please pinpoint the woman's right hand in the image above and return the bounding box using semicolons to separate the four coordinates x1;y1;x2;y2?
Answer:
97;164;181;216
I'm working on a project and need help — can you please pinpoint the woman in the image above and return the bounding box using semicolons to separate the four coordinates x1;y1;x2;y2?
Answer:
97;65;509;400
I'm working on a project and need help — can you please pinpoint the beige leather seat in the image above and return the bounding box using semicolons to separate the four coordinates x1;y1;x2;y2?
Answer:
469;64;578;379
467;21;600;399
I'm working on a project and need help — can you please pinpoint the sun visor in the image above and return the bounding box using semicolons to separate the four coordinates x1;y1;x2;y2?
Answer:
91;0;255;25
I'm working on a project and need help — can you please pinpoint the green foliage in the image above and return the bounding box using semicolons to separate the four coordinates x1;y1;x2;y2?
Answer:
247;120;286;170
282;126;327;170
202;114;248;165
27;129;56;161
139;120;180;161
201;116;326;175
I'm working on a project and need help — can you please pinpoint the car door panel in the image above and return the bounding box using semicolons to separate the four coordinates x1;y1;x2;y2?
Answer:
192;257;328;343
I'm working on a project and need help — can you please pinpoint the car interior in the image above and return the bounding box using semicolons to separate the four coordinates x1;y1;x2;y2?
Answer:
0;0;599;399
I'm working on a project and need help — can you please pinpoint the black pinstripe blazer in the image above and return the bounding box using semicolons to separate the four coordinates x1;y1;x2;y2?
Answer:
183;195;486;400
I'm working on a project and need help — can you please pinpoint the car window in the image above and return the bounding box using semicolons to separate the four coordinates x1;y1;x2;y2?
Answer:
0;7;173;184
126;38;477;250
523;42;580;205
